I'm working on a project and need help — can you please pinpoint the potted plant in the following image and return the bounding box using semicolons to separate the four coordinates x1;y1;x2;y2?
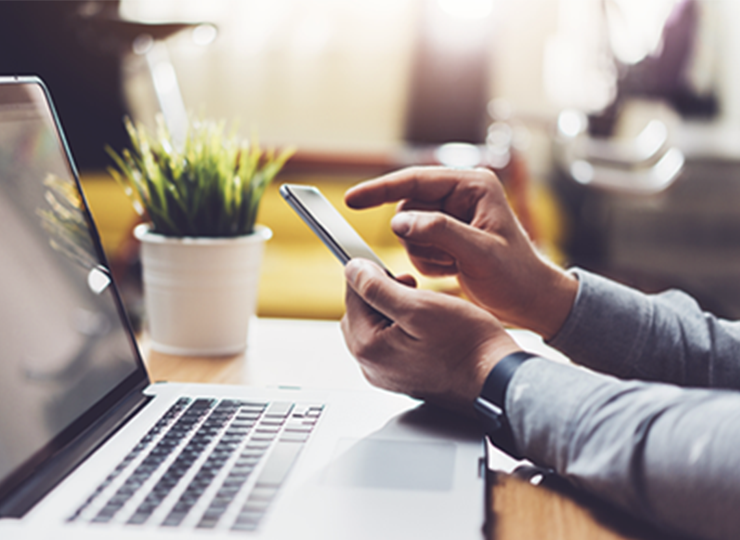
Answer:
108;116;293;356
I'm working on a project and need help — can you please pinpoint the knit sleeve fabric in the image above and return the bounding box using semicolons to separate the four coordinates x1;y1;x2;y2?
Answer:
547;268;740;389
506;358;740;540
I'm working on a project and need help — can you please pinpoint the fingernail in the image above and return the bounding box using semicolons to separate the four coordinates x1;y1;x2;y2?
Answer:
391;212;413;236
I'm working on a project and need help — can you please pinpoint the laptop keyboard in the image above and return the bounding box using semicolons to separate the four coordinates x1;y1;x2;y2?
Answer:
67;397;324;531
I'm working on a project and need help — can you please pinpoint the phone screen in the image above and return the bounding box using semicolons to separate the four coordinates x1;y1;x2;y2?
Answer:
280;184;390;272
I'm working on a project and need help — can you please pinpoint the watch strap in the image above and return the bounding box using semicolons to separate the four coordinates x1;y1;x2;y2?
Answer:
480;351;538;408
475;351;537;459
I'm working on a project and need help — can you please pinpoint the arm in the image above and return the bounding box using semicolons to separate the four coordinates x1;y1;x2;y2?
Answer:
347;166;740;389
342;259;740;540
507;358;740;540
551;269;740;389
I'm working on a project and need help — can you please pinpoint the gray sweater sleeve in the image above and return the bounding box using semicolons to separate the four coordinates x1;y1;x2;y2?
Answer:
547;269;740;389
507;359;740;540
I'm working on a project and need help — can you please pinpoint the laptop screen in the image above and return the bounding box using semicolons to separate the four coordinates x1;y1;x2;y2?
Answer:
0;78;147;504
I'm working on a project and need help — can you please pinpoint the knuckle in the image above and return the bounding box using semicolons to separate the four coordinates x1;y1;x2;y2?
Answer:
465;166;499;186
396;295;426;327
416;212;448;237
404;310;425;331
356;273;383;305
344;327;367;358
475;166;499;182
352;336;375;360
461;167;502;194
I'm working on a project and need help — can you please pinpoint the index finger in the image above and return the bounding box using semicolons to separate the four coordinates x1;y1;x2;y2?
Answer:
345;166;470;209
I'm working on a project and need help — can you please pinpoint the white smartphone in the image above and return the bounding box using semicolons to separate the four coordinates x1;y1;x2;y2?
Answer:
279;183;391;273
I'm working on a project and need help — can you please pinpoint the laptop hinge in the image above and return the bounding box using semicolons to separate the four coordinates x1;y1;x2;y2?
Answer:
0;385;152;518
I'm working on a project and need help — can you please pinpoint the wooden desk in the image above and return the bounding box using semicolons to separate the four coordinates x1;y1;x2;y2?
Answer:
144;317;373;390
144;318;670;540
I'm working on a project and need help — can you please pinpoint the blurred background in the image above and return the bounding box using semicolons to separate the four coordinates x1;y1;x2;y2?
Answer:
3;0;740;323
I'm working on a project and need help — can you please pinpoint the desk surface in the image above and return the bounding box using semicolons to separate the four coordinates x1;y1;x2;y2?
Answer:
144;318;668;540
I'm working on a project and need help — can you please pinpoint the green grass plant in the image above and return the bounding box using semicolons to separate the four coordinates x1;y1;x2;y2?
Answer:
107;116;293;237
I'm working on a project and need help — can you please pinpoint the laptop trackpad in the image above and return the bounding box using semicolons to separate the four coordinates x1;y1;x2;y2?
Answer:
322;439;455;491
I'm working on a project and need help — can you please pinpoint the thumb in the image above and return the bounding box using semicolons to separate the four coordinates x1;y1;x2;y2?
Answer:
391;211;489;264
345;259;415;322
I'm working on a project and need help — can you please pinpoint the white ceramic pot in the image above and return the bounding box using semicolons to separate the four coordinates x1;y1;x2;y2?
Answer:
134;223;272;356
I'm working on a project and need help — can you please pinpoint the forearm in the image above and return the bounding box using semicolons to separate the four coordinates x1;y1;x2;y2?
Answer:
507;358;740;540
548;269;740;389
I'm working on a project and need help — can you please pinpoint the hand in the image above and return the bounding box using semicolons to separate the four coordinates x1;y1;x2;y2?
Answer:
345;166;577;339
340;259;522;412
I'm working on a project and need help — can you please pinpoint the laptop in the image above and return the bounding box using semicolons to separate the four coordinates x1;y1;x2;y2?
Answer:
0;76;519;539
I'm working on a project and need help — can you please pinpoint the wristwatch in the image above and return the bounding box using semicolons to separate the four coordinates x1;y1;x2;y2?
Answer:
474;351;537;459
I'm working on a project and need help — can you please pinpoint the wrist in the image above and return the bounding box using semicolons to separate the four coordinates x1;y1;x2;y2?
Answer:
528;264;578;340
472;339;523;400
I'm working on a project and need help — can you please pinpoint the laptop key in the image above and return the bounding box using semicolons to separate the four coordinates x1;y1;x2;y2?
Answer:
264;402;293;418
253;441;304;488
247;486;278;502
280;432;310;443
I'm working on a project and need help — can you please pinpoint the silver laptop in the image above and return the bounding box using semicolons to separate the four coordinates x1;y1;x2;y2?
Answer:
0;76;517;539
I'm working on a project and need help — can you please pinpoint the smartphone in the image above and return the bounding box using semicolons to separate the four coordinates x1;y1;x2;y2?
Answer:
279;183;391;273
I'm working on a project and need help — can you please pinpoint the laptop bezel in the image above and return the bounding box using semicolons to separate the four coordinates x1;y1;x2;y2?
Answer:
0;75;151;516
